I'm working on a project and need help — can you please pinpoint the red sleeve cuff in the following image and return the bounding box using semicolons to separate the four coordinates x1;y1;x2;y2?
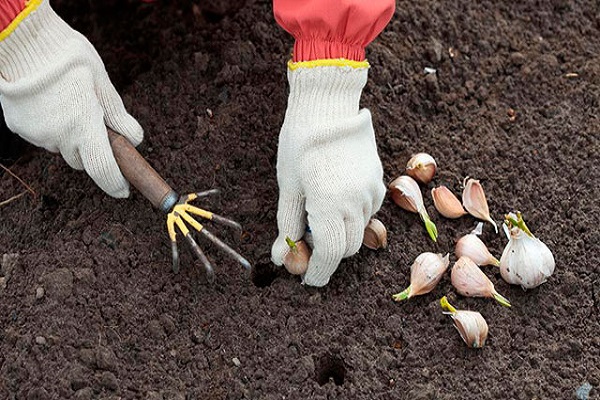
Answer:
274;0;395;62
0;0;26;32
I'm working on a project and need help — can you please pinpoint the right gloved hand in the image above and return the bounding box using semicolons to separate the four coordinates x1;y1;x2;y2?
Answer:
0;0;143;198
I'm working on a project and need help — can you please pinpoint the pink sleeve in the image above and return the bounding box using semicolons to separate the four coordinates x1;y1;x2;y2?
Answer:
274;0;395;62
0;0;26;32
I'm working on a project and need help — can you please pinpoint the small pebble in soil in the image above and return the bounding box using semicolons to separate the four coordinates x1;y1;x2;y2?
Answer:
96;347;118;371
35;336;47;345
576;382;593;400
42;268;73;300
99;371;119;391
232;357;241;367
35;286;45;299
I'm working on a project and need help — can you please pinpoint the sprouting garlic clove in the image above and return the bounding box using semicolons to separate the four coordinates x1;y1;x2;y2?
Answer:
283;237;311;275
462;178;498;233
393;252;450;301
389;176;438;242
451;256;511;307
455;233;500;267
363;219;388;250
432;186;467;219
500;212;555;289
406;153;437;184
440;296;488;348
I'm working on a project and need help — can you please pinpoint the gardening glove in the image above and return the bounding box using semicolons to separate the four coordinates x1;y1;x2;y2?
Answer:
271;0;395;287
0;0;143;198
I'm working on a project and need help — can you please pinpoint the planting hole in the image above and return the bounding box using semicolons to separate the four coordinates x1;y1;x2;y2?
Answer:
314;353;346;386
251;262;278;288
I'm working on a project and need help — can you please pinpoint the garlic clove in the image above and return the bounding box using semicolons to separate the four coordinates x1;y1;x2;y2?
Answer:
455;233;500;267
283;237;311;275
451;256;511;307
392;252;450;301
500;212;555;289
462;178;498;233
363;218;388;250
432;186;467;219
406;153;437;184
389;176;438;242
440;296;488;348
389;176;420;213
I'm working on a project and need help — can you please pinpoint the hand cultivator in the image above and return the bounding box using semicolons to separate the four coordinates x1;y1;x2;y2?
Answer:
107;129;251;281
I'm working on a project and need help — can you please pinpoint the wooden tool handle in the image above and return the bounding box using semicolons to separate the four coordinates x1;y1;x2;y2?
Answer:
107;129;178;213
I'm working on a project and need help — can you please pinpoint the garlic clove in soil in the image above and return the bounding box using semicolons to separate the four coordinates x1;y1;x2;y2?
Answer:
363;218;388;250
393;252;450;301
283;236;311;275
451;256;511;307
500;212;555;289
432;185;468;219
455;223;500;267
462;178;498;233
406;153;437;184
440;296;489;348
389;176;438;242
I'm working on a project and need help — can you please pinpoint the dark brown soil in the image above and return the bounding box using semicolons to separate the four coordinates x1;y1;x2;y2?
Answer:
1;1;599;399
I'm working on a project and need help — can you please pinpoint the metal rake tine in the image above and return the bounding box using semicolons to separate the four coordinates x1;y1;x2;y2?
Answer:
171;241;180;274
210;213;243;232
184;233;215;283
199;228;252;270
195;189;220;198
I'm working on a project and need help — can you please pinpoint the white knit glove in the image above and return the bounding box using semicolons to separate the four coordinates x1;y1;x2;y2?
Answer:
271;65;386;287
0;0;143;198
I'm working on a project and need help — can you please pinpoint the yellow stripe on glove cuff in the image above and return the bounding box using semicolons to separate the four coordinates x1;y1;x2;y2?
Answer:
287;58;370;71
0;0;44;42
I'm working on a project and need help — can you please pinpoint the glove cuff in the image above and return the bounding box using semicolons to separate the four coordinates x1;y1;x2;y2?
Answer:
285;61;369;125
0;0;76;82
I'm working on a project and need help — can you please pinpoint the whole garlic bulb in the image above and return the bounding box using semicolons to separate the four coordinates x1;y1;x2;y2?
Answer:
392;252;450;301
500;212;555;289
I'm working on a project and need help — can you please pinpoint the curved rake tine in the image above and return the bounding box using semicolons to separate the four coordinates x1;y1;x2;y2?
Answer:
171;241;179;274
195;189;220;198
184;233;215;283
199;228;252;270
211;213;243;232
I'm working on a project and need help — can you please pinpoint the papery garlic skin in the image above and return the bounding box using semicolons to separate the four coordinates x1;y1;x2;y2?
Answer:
389;176;438;242
500;214;555;289
406;153;437;184
462;178;498;233
432;186;467;219
283;237;311;275
455;234;500;267
393;253;450;301
451;256;511;307
363;219;388;250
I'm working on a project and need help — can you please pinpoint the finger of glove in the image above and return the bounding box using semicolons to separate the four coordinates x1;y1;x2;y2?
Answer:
95;72;144;146
303;216;346;287
77;105;130;198
271;190;306;266
372;180;386;216
344;213;367;258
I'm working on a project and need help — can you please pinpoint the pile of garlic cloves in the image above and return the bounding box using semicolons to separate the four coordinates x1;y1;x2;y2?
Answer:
388;152;555;349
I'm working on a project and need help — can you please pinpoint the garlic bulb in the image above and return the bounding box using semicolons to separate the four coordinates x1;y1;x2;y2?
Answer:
283;237;311;275
451;256;511;307
500;212;555;289
462;178;498;233
432;186;467;218
363;218;388;250
392;252;450;301
406;153;437;184
455;223;500;266
389;176;438;242
440;296;489;348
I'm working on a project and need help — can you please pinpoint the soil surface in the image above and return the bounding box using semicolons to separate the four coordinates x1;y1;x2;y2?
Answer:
1;0;599;399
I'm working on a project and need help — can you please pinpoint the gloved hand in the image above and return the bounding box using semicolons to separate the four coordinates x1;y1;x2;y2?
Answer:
0;0;143;198
271;0;394;287
271;65;386;287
